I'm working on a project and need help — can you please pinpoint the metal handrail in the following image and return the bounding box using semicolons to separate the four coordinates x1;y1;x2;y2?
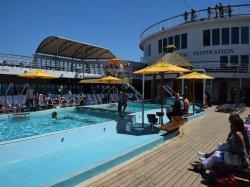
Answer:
123;83;143;99
140;4;250;42
162;85;176;96
21;83;29;95
5;83;13;96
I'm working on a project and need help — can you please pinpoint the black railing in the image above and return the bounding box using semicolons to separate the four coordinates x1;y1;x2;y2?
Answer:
191;61;249;73
140;4;250;42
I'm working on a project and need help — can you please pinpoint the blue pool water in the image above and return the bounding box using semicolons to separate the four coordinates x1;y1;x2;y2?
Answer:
84;102;160;113
0;107;119;143
0;117;170;187
0;103;160;143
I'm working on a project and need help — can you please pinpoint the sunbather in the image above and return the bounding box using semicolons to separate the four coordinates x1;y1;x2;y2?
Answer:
191;113;249;172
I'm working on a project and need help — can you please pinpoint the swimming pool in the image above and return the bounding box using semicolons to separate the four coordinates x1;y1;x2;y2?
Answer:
0;103;160;143
82;102;160;113
0;110;172;187
0;107;120;143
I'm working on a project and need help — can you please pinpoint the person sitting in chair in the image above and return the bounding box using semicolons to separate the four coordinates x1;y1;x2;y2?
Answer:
183;94;190;114
167;93;184;122
191;113;249;172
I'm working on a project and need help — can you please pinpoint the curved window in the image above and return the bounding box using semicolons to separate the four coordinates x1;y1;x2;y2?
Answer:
222;28;229;45
174;35;180;49
144;44;151;57
158;40;162;53
231;27;239;44
212;29;220;45
181;33;187;49
203;30;210;46
163;38;168;52
241;27;249;44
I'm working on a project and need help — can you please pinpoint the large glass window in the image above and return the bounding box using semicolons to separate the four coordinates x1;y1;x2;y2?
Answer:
168;36;173;45
230;55;238;66
144;44;151;57
220;56;228;68
241;55;249;69
174;35;180;50
241;26;249;44
231;27;239;44
158;39;162;53
222;28;229;45
163;38;168;52
212;29;220;45
181;33;187;49
203;30;210;46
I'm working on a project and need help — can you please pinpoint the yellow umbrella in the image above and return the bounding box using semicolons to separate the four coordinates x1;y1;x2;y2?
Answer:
18;69;58;93
98;76;124;83
18;69;58;79
133;60;190;114
107;58;124;64
98;76;124;103
177;72;214;114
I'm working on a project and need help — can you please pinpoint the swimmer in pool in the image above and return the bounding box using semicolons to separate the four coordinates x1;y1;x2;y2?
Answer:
51;111;74;120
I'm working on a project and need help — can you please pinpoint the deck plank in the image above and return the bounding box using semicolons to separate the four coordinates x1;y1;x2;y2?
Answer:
77;106;250;187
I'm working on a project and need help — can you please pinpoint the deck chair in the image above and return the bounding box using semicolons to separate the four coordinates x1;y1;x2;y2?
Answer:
0;96;6;113
86;94;93;101
113;93;119;102
14;95;27;112
95;94;103;103
109;93;115;103
134;93;142;103
38;94;46;109
5;96;16;112
127;93;135;102
91;94;98;103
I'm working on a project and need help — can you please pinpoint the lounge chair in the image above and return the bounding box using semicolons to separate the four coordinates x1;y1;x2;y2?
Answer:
95;94;103;103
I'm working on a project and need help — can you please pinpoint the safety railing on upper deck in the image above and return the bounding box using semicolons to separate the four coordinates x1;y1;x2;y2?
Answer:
192;61;250;73
140;4;250;42
0;52;133;79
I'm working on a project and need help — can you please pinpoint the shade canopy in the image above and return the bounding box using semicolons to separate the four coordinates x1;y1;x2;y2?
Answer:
133;60;190;116
177;72;214;80
36;36;116;60
18;69;58;79
159;52;193;68
98;76;124;84
107;58;124;64
177;72;214;114
79;78;129;84
133;60;191;75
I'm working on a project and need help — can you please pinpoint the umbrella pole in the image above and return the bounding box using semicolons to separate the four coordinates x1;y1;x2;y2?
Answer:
142;74;145;127
160;74;164;114
193;79;195;114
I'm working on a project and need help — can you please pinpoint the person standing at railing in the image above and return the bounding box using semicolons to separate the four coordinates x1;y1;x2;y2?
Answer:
183;11;188;23
227;4;233;17
219;3;224;18
215;4;219;18
207;7;212;19
191;9;196;22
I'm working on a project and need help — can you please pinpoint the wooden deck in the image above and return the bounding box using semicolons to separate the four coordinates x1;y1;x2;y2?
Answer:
77;106;250;187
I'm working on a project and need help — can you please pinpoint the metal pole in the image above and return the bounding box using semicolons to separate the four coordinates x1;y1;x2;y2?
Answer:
142;74;145;127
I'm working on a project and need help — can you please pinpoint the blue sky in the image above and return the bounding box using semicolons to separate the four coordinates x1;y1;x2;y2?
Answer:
0;0;247;61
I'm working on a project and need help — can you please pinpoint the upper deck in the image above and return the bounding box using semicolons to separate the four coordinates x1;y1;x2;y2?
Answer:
140;4;250;44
